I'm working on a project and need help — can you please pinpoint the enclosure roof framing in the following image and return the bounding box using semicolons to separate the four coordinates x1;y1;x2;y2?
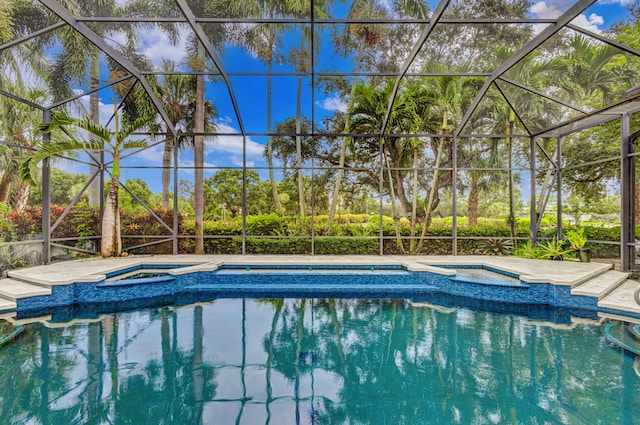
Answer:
0;0;638;141
454;0;597;137
535;95;640;138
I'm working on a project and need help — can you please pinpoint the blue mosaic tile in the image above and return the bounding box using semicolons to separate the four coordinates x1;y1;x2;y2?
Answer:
7;264;615;320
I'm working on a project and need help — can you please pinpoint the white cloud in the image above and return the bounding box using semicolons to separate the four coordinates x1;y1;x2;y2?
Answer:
139;27;189;68
177;159;218;177
104;27;188;69
530;1;604;34
209;121;265;159
317;95;348;113
571;13;605;33
125;141;165;165
230;155;255;167
380;0;394;13
531;1;562;19
599;0;634;5
79;94;116;125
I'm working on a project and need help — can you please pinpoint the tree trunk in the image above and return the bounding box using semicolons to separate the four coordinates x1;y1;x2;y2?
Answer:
409;144;419;253
267;39;282;215
88;55;102;208
10;179;30;212
326;41;367;233
383;142;405;254
194;47;205;254
507;118;517;244
100;175;121;257
104;315;119;397
416;133;446;254
161;136;174;210
393;155;411;214
295;72;305;218
0;160;16;204
468;177;479;226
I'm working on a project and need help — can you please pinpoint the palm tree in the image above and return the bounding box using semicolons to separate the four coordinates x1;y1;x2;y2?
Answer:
287;0;334;218
145;61;217;211
210;0;297;215
465;166;504;227
193;44;207;254
46;1;149;208
348;81;427;252
415;73;473;254
0;95;48;211
0;85;49;210
325;0;429;232
20;109;148;257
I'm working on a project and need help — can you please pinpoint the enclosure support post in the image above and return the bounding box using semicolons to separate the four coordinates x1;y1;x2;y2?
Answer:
556;137;562;240
42;110;51;264
530;136;538;244
452;136;458;255
173;136;179;255
242;135;247;256
621;113;634;271
379;136;384;256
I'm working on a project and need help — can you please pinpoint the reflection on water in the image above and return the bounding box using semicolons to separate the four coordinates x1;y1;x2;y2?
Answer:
0;299;638;424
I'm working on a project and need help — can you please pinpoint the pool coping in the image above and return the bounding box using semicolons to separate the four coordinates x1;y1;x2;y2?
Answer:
6;254;612;287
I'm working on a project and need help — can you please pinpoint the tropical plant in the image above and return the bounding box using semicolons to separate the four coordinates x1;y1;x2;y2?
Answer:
565;228;587;250
479;238;513;256
537;238;572;261
20;108;148;257
415;71;481;254
287;0;335;218
347;81;430;252
512;240;540;259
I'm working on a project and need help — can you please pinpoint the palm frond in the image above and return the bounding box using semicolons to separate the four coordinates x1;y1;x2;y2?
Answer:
122;139;148;151
39;110;75;133
72;117;113;143
118;116;149;140
19;139;103;186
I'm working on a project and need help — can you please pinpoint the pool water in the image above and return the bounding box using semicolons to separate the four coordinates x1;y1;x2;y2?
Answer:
0;298;638;424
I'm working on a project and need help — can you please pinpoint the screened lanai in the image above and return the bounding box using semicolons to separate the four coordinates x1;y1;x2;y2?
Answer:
1;0;640;270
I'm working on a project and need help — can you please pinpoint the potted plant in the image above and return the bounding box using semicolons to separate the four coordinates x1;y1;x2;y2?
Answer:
538;238;572;261
565;229;590;262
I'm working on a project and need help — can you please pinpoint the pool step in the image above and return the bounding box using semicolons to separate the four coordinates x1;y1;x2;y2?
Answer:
0;278;51;301
599;280;640;316
0;297;17;312
628;323;640;341
571;270;629;299
602;322;640;355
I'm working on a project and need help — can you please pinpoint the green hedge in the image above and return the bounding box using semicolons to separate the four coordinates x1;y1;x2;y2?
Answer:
0;205;626;258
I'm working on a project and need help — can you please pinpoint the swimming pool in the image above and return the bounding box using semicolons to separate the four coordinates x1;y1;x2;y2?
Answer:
0;297;637;424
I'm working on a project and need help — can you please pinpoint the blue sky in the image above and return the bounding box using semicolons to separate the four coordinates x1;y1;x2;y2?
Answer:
60;0;636;194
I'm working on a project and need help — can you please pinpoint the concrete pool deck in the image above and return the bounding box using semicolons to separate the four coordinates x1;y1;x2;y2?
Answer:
0;255;639;321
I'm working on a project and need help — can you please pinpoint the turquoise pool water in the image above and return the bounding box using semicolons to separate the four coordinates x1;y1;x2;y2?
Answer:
0;298;638;424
